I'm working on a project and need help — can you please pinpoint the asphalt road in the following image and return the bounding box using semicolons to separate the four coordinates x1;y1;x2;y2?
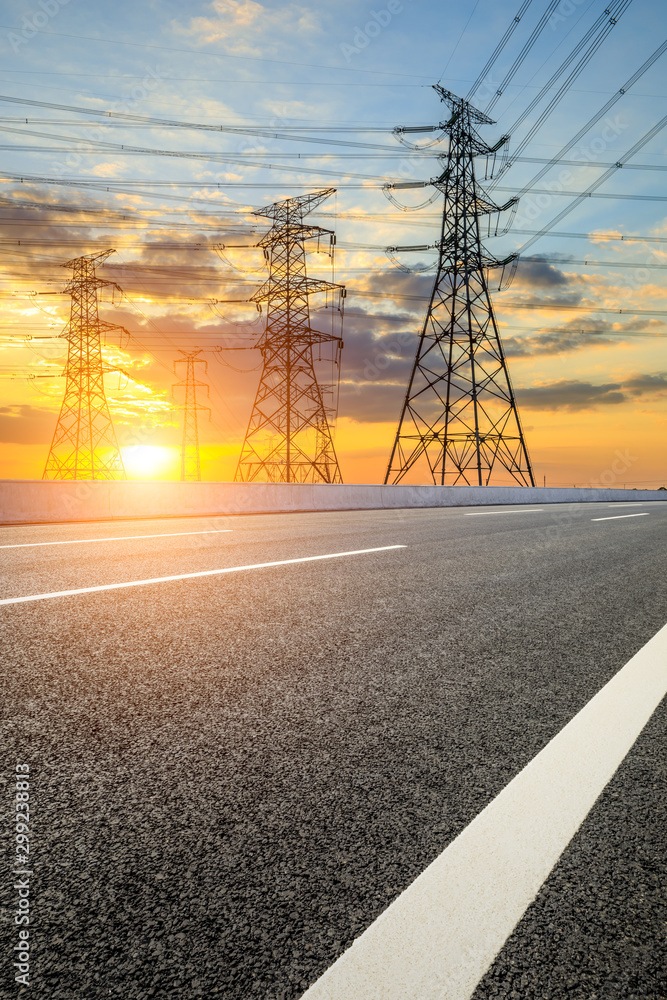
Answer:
1;500;665;1000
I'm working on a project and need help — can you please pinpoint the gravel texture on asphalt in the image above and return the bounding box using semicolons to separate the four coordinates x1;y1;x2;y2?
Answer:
0;503;665;1000
472;696;667;1000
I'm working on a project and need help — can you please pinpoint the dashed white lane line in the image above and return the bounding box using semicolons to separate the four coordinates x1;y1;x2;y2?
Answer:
591;513;650;522
0;529;232;550
300;623;667;1000
464;509;544;516
0;545;406;606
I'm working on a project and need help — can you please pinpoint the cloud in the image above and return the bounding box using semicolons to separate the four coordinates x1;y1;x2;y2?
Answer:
176;0;321;53
516;380;625;410
502;318;616;357
0;405;56;444
622;372;667;397
338;380;404;424
503;331;612;357
512;258;572;289
516;372;667;411
90;163;125;179
339;314;417;379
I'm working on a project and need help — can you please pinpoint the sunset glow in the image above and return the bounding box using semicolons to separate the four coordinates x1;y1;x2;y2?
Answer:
121;445;176;480
0;1;664;488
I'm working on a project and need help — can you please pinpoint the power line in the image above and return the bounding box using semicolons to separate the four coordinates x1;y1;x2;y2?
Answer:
496;37;667;194
484;0;562;113
500;186;667;202
0;95;414;148
467;0;534;100
517;111;667;254
438;0;482;83
500;0;632;164
0;24;433;80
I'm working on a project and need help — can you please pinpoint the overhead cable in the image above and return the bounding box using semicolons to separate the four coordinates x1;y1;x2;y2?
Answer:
466;0;534;100
517;111;667;254
484;0;563;113
498;0;632;174
502;36;667;195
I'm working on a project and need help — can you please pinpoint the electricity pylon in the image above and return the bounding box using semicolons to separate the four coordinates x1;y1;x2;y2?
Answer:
43;250;126;480
173;350;210;482
384;86;535;487
314;416;339;486
235;189;344;484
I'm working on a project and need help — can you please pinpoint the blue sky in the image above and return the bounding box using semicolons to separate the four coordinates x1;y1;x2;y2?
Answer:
0;0;665;485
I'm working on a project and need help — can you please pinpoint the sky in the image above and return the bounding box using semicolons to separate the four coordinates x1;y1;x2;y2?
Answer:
0;0;665;487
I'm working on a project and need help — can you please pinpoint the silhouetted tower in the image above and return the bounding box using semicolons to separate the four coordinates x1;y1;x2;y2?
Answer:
314;416;339;486
235;188;344;484
43;250;126;480
173;350;210;482
385;86;534;486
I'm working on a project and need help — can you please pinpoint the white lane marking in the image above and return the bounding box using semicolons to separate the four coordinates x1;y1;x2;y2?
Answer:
591;513;650;522
464;509;544;516
0;545;406;606
300;623;667;1000
0;529;232;550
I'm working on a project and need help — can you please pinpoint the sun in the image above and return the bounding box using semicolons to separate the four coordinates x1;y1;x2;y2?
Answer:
121;445;174;480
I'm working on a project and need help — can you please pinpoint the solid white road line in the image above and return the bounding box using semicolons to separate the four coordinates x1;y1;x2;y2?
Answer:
300;623;667;1000
0;529;232;550
0;545;406;606
591;513;650;522
464;509;544;516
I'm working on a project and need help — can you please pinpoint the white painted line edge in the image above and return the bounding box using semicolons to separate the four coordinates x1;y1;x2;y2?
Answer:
591;513;650;522
299;622;667;1000
0;545;406;606
464;509;544;516
0;529;233;550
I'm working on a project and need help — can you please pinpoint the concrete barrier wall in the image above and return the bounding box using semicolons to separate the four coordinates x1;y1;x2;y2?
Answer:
0;479;664;525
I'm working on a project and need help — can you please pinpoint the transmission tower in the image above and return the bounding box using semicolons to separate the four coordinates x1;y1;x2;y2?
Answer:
43;250;126;480
235;188;345;484
173;350;210;482
385;86;535;487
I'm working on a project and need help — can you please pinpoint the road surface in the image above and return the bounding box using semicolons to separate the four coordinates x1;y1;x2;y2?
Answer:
1;500;665;999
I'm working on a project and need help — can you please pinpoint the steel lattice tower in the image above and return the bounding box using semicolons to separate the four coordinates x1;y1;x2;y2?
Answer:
173;350;210;482
235;188;344;484
385;86;534;487
43;250;126;480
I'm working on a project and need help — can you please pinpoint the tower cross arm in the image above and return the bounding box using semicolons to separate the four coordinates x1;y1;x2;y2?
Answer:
62;248;115;270
250;276;343;302
306;329;344;346
103;365;153;391
252;187;336;223
475;193;519;215
257;224;335;248
432;84;495;125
